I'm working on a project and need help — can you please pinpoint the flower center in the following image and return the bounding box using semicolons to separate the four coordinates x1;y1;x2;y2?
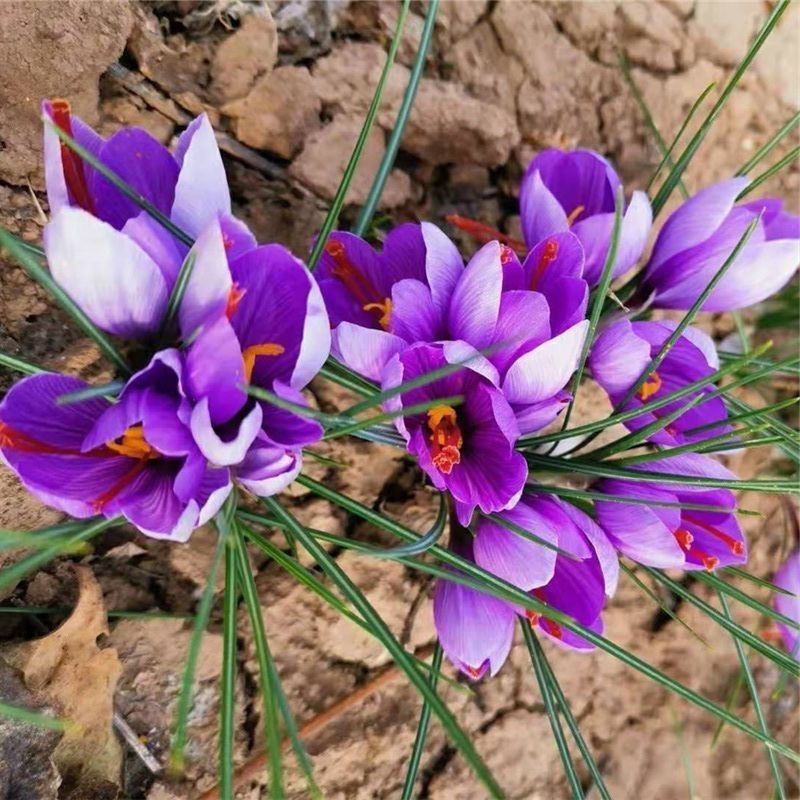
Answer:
242;343;285;383
566;205;585;226
526;589;563;638
637;371;662;402
529;238;560;290
362;299;392;330
50;99;95;215
682;514;744;556
105;424;158;460
426;405;463;475
445;214;526;254
672;526;720;571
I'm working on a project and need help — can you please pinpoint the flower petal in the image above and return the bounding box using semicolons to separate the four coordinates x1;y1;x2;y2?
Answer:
520;169;569;246
332;322;405;383
190;398;262;467
44;207;168;337
421;222;463;316
448;241;503;348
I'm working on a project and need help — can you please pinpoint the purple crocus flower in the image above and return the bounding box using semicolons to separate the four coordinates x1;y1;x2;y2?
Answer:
588;319;730;446
41;100;255;338
519;148;652;285
173;219;331;496
382;342;528;525
773;550;800;659
595;453;747;571
644;178;800;311
434;495;619;678
0;352;230;541
318;223;590;437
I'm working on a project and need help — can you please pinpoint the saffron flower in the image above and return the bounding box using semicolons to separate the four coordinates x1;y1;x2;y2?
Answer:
594;454;747;571
519;148;652;285
773;550;799;659
41;100;254;337
382;342;528;525
0;352;230;541
588;319;730;446
643;178;800;311
175;219;330;497
434;495;619;678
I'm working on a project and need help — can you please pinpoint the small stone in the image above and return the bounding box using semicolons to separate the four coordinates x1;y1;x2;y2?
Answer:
222;65;321;158
385;78;519;167
435;0;488;46
210;11;278;104
691;2;763;67
289;115;412;207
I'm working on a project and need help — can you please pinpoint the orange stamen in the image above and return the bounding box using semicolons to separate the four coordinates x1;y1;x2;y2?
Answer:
445;215;527;254
362;298;392;330
105;425;156;460
673;528;694;551
225;283;247;319
566;205;585;227
529;238;560;290
637;371;662;402
426;405;463;475
49;99;95;214
683;514;744;556
242;343;285;383
526;609;540;626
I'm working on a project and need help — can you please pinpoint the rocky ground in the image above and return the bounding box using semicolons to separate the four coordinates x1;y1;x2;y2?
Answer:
0;1;798;798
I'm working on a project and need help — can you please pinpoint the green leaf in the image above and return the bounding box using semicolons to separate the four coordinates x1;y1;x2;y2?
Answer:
0;350;45;376
307;0;411;271
737;145;800;199
0;700;69;731
522;623;584;799
56;380;126;405
400;643;443;800
737;111;800;175
0;227;131;375
717;590;786;799
233;530;288;800
650;0;791;216
370;492;448;559
218;525;239;799
169;532;225;775
353;0;439;235
160;249;197;338
261;495;505;798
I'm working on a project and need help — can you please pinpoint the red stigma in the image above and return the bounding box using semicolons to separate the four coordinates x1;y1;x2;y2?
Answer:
500;244;515;265
540;618;563;639
683;514;744;556
49;99;95;214
427;405;463;475
225;283;247;319
529;238;560;290
91;459;149;512
674;528;694;551
446;215;527;254
0;421;80;456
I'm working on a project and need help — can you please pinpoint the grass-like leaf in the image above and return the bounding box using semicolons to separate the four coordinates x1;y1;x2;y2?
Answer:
261;494;506;798
370;492;448;559
307;0;411;271
717;590;786;799
56;379;126;405
400;643;443;800
0;700;69;731
737;145;800;199
650;0;791;216
0;227;131;375
353;0;439;235
169;532;226;775
160;249;197;338
0;351;45;376
737;111;800;175
218;527;239;799
233;530;287;799
522;623;584;798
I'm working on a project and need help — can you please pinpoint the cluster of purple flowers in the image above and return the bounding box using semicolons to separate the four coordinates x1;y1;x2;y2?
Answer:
0;107;798;674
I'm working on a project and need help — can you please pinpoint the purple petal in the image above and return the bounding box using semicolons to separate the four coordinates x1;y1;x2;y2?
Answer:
219;213;257;261
589;320;651;396
236;434;303;497
89;128;179;230
184;317;247;425
258;380;323;449
421;222;463;316
774;551;800;657
448;241;504;348
190;399;262;467
121;212;185;287
614;190;652;274
379;223;428;285
559;500;619;595
489;290;551;376
433;577;516;678
512;393;569;435
502;320;589;404
171;114;231;237
44;207;168;337
647;177;751;275
332;323;404;383
519;169;569;247
391;279;440;342
178;217;232;339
